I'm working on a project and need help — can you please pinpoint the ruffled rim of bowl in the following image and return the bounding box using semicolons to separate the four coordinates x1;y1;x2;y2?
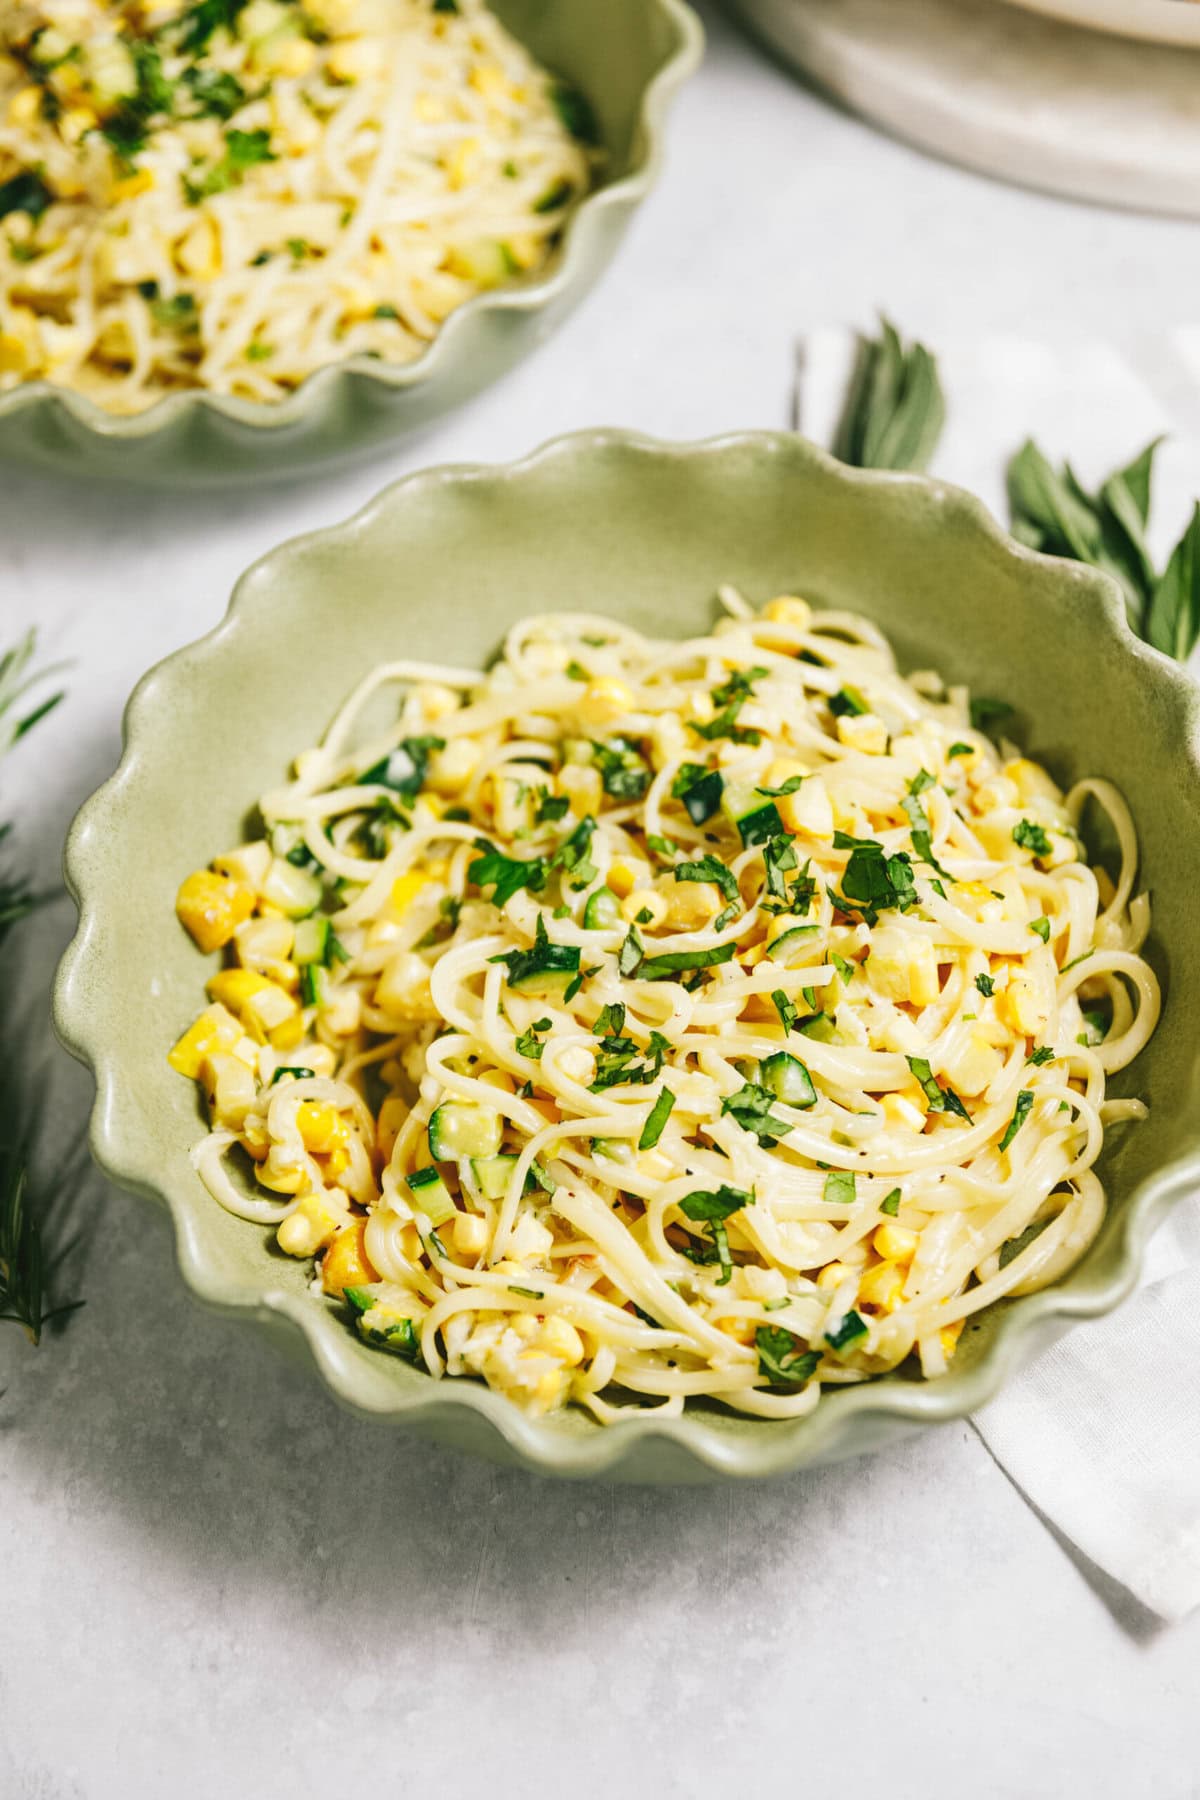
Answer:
54;427;1200;1478
0;0;703;443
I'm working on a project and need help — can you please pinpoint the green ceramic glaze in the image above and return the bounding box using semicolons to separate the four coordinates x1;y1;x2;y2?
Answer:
54;432;1200;1480
0;0;701;489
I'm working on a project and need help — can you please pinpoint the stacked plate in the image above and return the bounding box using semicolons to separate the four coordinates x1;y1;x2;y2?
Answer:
725;0;1200;218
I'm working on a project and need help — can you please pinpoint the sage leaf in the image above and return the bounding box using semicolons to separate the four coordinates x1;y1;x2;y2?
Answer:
832;317;945;473
1145;502;1200;661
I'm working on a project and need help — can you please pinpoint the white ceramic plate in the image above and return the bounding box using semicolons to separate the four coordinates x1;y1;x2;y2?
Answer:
1001;0;1200;46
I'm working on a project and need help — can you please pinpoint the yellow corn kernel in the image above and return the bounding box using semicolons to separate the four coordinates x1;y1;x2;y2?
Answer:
110;167;154;202
541;1315;585;1366
939;1029;1003;1098
660;879;723;931
214;841;273;891
873;1222;919;1262
762;595;812;628
326;37;373;82
257;1151;307;1195
637;1148;674;1182
714;1315;756;1346
836;712;888;755
387;871;431;920
296;1101;350;1155
8;86;42;127
321;1217;377;1293
168;1011;224;1079
859;1260;906;1310
881;1090;928;1132
0;331;35;377
276;1188;349;1253
816;1261;853;1290
606;859;639;900
176;870;255;953
940;1318;965;1358
578;677;634;726
443;136;482;189
453;1211;489;1257
620;888;668;928
268;1013;306;1052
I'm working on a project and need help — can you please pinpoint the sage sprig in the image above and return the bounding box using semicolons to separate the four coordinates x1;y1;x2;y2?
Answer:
826;325;1200;662
831;316;945;474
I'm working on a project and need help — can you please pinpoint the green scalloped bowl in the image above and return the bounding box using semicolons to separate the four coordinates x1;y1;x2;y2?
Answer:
54;431;1200;1479
0;0;701;489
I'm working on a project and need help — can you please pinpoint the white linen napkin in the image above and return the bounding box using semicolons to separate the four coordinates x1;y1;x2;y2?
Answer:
798;328;1200;1624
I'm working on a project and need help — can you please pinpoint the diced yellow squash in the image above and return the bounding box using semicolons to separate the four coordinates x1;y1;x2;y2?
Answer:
176;870;255;953
321;1217;378;1294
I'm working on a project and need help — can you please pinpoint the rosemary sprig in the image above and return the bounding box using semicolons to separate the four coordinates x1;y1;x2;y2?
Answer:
0;631;80;1346
831;316;946;474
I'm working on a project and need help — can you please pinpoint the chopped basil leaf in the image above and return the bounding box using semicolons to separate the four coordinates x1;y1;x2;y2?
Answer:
975;973;995;997
825;1309;868;1351
1026;1046;1055;1066
906;1054;971;1122
638;943;737;980
1013;818;1053;858
674;854;738;904
999;1089;1034;1152
721;1081;793;1145
771;989;800;1033
638;1086;676;1150
879;1188;901;1216
1030;916;1051;942
756;1326;821;1390
823;1171;856;1206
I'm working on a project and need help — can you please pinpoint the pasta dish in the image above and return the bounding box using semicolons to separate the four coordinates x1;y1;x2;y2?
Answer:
0;0;594;410
168;589;1160;1424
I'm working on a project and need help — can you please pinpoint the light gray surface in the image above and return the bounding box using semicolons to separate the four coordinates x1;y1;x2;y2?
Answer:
1;6;1198;1794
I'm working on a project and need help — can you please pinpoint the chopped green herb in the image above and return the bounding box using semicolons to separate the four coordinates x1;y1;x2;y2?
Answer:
550;80;600;145
674;854;738;905
756;775;804;797
515;1016;552;1060
671;764;724;825
970;696;1013;735
762;833;797;906
831;833;917;921
1030;917;1051;942
756;1326;821;1390
0;171;53;221
618;926;643;977
823;1171;857;1206
534;788;570;826
721;1081;793;1146
469;838;548;908
825;1309;868;1352
999;1089;1034;1152
831;952;856;985
948;742;973;759
638;1086;676;1151
679;1184;751;1223
975;973;995;998
1013;818;1053;858
646;833;679;859
880;1188;901;1216
271;1065;315;1085
533;177;574;214
638;943;737;981
1026;1046;1055;1066
591;738;651;800
771;989;800;1033
905;1054;971;1123
828;685;868;718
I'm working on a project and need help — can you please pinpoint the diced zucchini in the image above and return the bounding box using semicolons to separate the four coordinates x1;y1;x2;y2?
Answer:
292;915;330;966
562;737;594;765
721;781;784;848
445;238;515;288
299;962;328;1008
760;1052;817;1109
345;1286;421;1362
260;855;323;918
405;1164;457;1227
799;1012;838;1043
470;1152;520;1199
583;886;622;929
428;1102;504;1161
507;941;581;996
679;768;723;825
592;1137;636;1164
767;924;820;963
